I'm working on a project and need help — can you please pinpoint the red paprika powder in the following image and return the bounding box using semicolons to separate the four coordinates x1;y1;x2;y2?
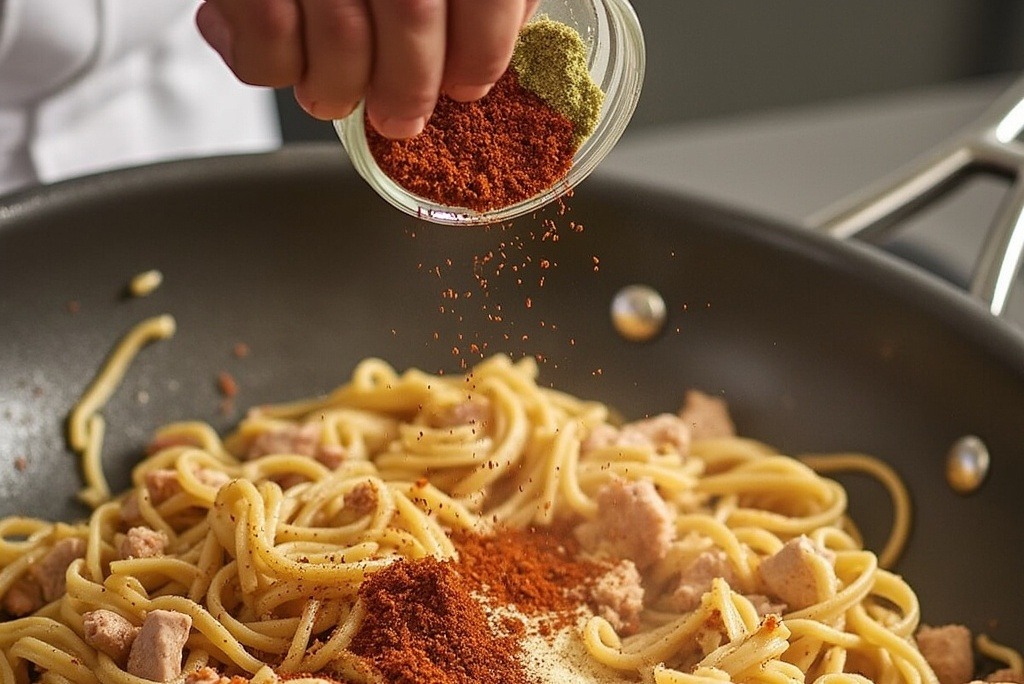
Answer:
366;70;576;214
348;556;528;684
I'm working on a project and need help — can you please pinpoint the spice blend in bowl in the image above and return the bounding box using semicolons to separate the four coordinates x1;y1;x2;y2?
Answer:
364;69;578;214
336;0;645;225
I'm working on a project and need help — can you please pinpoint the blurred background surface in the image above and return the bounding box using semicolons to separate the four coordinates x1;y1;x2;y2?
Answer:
276;0;1024;143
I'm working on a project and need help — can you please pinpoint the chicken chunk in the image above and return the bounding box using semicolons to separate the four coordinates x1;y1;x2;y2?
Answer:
119;527;169;560
582;415;691;457
2;575;43;616
144;469;182;504
575;478;675;570
757;536;836;610
246;422;346;468
83;609;140;663
127;609;193;682
588;560;644;635
665;549;739;613
29;537;86;603
678;390;735;440
916;624;974;684
344;482;379;516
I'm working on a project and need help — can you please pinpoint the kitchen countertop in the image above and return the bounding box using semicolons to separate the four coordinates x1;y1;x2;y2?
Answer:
603;75;1024;323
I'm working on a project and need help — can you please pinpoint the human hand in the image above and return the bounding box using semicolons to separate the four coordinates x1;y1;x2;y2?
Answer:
195;0;541;139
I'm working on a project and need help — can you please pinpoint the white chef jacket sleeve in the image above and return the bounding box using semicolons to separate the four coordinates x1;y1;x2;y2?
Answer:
0;0;281;196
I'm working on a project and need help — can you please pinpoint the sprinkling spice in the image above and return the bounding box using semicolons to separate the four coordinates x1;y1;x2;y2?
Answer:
367;17;604;214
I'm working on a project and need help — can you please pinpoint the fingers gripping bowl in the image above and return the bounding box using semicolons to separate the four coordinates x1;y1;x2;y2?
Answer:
334;0;646;225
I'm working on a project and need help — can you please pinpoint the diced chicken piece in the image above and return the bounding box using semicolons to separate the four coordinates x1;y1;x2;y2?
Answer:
246;422;320;459
194;468;232;490
344;482;379;516
575;478;676;570
142;468;228;508
588;559;644;635
431;397;492;428
316;444;347;469
83;609;140;663
127;609;193;682
678;390;736;441
121;491;143;527
119;527;169;560
581;414;690;457
145;469;182;504
916;624;974;684
246;422;345;469
29;537;86;603
757;536;836;611
665;550;739;613
985;669;1024;683
2;576;43;616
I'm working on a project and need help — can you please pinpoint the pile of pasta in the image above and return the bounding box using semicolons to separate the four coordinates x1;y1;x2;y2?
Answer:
0;340;1007;684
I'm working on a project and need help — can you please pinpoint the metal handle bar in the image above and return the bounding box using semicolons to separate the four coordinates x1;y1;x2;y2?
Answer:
808;76;1024;317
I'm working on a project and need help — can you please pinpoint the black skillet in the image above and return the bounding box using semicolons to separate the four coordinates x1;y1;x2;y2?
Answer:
1;139;1023;651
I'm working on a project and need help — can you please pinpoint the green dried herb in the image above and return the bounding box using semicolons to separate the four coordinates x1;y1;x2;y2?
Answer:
511;16;605;149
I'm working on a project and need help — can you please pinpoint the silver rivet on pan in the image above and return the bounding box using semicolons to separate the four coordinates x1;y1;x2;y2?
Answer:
611;285;667;342
945;435;990;495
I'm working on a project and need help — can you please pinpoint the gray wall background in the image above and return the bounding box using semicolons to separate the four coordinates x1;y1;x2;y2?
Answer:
277;1;1024;143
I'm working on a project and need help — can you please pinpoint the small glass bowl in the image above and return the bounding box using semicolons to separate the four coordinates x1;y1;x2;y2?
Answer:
334;0;645;226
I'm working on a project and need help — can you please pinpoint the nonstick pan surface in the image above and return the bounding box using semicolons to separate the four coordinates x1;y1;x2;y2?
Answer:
2;144;1023;645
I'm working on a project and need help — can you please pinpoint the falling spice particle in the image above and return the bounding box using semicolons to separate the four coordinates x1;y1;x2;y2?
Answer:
66;300;81;315
232;342;250;359
14;456;27;472
217;371;238;399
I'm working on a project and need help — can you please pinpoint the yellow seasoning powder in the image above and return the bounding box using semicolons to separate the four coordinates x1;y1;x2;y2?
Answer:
510;16;605;149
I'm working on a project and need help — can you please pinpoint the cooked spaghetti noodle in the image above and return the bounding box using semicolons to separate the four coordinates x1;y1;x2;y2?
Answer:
0;325;1015;684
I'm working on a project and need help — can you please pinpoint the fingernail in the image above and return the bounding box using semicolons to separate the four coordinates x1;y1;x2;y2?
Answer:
196;4;233;67
445;84;494;102
377;116;427;140
295;91;357;122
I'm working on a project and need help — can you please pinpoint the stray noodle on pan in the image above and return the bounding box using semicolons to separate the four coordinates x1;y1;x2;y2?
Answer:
0;315;1020;684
